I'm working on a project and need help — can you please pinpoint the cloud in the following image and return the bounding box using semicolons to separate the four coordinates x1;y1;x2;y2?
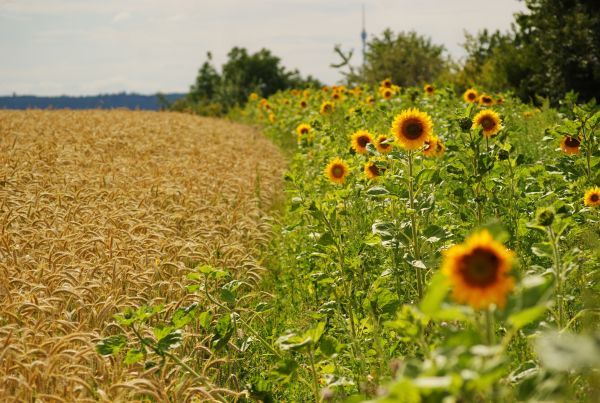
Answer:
112;11;130;23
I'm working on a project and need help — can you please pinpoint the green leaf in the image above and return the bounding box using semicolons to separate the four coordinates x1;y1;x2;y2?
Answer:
536;331;600;371
531;242;553;259
319;335;339;357
198;311;212;331
420;272;449;317
508;304;548;330
366;186;390;196
124;348;144;364
153;325;174;341
212;314;234;350
96;334;127;356
317;232;335;246
156;329;183;351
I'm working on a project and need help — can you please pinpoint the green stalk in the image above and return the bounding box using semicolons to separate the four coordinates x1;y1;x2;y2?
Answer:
407;151;423;299
308;347;321;403
548;227;565;329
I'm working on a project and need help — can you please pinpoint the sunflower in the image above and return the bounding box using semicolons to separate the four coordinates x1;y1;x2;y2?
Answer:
381;78;393;89
351;130;374;154
365;96;376;106
463;88;478;103
390;108;433;150
296;123;311;137
291;89;300;97
303;89;311;98
423;136;445;157
559;136;581;155
364;160;384;179
479;94;494;106
299;100;308;108
268;113;276;123
249;92;259;101
375;135;393;153
332;91;344;102
496;97;504;105
325;158;350;185
381;88;394;100
584;187;600;207
320;101;335;115
442;230;515;310
259;99;270;110
472;110;502;137
424;84;434;95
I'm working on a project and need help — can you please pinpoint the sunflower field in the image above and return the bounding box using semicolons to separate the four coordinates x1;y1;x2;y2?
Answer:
230;83;600;401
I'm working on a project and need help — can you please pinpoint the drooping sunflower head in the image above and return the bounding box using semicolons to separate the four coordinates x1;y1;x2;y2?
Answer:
463;88;478;103
472;109;502;137
442;230;515;310
375;135;393;153
320;101;335;115
479;94;494;106
424;84;434;95
364;159;385;179
325;157;350;185
296;123;311;137
584;187;600;207
381;78;393;89
423;136;445;157
560;136;581;155
390;108;433;150
351;130;374;154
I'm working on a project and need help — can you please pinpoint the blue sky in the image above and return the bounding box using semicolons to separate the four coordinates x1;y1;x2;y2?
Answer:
0;0;528;96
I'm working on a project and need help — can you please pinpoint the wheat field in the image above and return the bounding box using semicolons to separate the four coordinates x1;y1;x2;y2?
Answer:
0;110;286;401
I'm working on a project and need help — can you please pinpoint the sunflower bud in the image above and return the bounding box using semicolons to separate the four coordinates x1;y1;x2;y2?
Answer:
498;149;510;161
536;208;555;227
458;117;472;132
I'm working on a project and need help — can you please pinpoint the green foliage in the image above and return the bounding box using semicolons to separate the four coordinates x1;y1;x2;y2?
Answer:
175;48;321;116
459;0;600;103
338;29;449;87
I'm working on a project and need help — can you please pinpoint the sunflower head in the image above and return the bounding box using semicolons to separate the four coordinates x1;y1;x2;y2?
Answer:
496;97;504;105
296;123;311;137
303;89;311;98
364;159;385;179
560;136;581;155
322;86;330;92
472;110;502;137
320;101;335;115
390;108;433;150
268;113;276;123
442;230;515;310
249;92;259;101
375;135;393;153
584;187;600;207
423;136;445;157
299;100;308;108
291;89;301;97
479;94;494;106
463;88;478;103
325;158;350;185
332;91;343;101
381;78;393;89
351;130;374;154
424;84;434;95
259;99;270;109
365;96;376;106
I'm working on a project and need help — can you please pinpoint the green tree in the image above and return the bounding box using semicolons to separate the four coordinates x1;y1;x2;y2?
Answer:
336;29;449;87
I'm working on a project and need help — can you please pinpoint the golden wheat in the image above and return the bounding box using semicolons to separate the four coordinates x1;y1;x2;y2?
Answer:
0;110;285;401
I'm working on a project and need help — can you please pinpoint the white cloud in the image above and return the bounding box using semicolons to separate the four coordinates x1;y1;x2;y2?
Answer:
112;11;130;23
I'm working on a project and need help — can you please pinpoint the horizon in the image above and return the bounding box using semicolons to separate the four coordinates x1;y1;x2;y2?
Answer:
1;0;528;97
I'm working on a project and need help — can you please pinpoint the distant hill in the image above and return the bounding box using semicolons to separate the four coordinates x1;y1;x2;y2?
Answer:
0;92;186;110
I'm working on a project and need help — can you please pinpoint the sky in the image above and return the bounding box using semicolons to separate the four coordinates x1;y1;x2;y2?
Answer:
0;0;528;96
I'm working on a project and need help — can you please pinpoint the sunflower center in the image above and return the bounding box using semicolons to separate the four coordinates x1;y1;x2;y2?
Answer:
468;93;476;100
301;128;309;134
331;165;344;178
565;137;580;147
482;97;492;104
481;117;495;130
403;119;424;139
591;193;599;202
459;247;501;287
357;135;371;148
368;164;380;176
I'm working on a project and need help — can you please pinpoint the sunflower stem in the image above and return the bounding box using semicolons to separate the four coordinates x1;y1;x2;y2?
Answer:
308;347;321;403
407;151;423;300
548;226;565;329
